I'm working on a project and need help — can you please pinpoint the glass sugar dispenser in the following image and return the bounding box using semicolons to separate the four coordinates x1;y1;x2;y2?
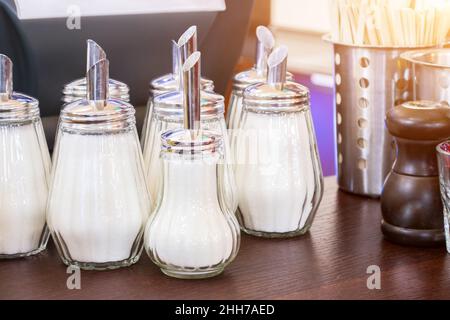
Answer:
143;37;237;214
47;52;150;270
142;26;214;148
227;25;292;130
144;52;240;279
234;46;324;238
62;40;130;104
0;54;51;259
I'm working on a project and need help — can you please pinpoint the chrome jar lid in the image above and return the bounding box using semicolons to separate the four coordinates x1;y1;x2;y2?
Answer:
153;90;225;119
59;41;135;133
0;54;40;123
0;93;40;123
244;82;310;114
60;99;135;133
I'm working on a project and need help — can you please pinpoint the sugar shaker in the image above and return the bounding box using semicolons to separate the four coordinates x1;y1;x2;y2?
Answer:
144;52;240;279
0;54;51;258
234;46;324;238
47;53;150;270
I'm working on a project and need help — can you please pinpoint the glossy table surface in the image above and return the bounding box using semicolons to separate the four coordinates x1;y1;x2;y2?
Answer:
2;177;450;300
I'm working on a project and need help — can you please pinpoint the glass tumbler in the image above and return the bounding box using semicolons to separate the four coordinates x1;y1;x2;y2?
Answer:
437;141;450;253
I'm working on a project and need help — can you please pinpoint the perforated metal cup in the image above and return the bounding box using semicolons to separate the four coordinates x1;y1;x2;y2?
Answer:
325;35;434;197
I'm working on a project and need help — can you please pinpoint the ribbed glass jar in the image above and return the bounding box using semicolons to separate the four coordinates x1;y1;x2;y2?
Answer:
144;128;240;279
0;93;51;258
234;82;324;238
47;98;150;270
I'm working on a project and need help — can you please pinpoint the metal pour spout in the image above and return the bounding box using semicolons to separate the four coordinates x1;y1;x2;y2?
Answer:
0;54;13;102
178;26;198;70
255;26;275;76
182;51;201;135
86;40;109;109
172;40;180;76
87;58;109;110
267;46;288;88
87;39;107;72
172;40;183;90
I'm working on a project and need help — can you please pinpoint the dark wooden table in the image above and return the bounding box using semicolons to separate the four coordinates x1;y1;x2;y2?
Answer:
2;177;450;300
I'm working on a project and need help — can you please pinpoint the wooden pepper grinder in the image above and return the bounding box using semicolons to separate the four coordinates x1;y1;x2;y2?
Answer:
381;101;450;247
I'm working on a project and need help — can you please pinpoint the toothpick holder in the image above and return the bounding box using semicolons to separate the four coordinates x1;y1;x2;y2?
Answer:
324;35;435;197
